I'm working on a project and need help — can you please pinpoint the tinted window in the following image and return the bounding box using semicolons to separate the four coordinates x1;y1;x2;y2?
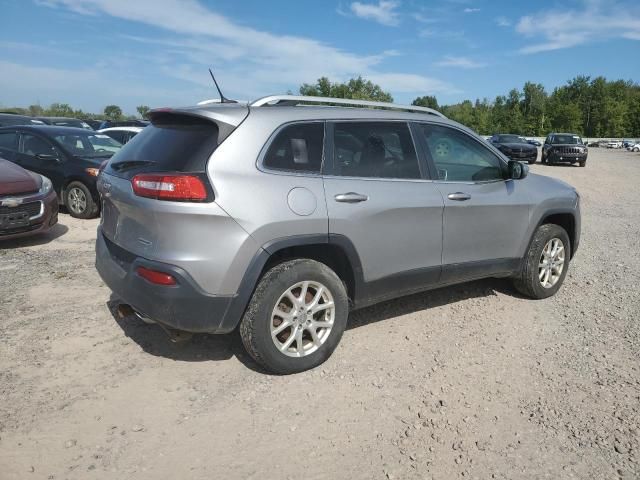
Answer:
332;122;420;179
551;134;582;145
54;133;122;157
105;131;127;144
108;115;218;175
419;124;504;182
263;122;324;173
21;134;58;157
0;132;18;151
497;135;526;144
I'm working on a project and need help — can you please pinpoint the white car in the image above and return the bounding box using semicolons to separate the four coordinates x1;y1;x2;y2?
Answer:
606;140;623;149
98;126;143;145
627;143;640;152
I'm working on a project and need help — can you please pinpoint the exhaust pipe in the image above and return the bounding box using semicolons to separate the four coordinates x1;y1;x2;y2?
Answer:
116;303;192;343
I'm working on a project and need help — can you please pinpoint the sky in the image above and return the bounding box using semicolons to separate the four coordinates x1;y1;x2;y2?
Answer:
1;0;639;115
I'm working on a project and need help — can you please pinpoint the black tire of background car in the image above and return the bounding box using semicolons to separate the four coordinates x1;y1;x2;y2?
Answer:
64;181;99;219
513;224;571;300
239;259;349;374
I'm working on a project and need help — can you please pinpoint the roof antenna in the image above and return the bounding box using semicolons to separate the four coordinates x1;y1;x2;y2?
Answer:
209;68;237;104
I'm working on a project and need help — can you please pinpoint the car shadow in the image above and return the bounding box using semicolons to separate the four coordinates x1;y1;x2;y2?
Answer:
0;223;69;249
107;278;522;373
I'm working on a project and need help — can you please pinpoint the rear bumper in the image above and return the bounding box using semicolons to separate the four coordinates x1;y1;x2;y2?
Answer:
95;229;237;333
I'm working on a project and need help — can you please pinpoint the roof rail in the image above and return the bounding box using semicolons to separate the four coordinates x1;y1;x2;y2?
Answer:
250;95;446;118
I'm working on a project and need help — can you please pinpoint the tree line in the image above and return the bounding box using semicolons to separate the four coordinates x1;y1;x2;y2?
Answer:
3;75;638;137
1;103;150;122
301;75;640;138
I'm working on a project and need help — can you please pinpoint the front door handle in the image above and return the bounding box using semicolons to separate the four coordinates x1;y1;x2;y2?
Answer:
334;192;369;203
447;192;471;201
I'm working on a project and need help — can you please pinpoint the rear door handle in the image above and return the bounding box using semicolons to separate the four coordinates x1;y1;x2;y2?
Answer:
447;192;471;201
334;192;369;203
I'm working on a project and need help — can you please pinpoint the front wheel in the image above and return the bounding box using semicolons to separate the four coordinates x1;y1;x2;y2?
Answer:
513;224;571;299
528;158;536;165
64;181;99;219
239;259;349;374
579;160;586;167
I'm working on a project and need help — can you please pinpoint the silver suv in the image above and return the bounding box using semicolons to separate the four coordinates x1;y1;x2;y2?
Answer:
96;95;580;374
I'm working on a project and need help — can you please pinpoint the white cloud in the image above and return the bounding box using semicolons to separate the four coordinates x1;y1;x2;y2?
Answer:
33;0;455;101
350;0;401;26
434;55;486;69
495;16;511;27
516;0;640;54
463;8;480;13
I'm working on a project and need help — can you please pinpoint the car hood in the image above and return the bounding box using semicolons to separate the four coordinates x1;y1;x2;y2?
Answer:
499;143;536;150
0;158;40;196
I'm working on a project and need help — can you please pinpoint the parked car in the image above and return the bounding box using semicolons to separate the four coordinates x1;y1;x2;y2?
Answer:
95;95;581;374
0;125;123;218
541;133;588;166
526;138;542;147
98;119;149;129
487;134;538;164
605;140;623;149
627;143;640;152
83;119;104;131
0;158;58;240
36;117;93;130
98;126;143;145
0;113;45;127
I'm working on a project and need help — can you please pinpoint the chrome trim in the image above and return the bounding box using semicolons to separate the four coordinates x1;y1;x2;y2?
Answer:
251;95;446;119
30;201;44;220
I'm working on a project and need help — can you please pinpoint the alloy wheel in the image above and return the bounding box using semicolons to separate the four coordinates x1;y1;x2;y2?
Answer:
538;237;565;288
67;187;87;215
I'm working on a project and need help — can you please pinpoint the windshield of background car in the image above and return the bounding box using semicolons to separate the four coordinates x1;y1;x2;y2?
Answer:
54;133;122;157
552;135;582;145
497;135;526;143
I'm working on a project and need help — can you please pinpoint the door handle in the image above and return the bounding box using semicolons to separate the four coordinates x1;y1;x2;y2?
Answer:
447;192;471;201
334;192;369;203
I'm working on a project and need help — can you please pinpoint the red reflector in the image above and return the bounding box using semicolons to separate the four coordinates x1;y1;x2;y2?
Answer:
136;266;176;286
131;174;207;201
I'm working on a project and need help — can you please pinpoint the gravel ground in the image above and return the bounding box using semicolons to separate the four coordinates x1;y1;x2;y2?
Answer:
1;148;639;479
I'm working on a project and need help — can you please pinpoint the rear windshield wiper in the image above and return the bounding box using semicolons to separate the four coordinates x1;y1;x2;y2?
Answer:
110;160;156;172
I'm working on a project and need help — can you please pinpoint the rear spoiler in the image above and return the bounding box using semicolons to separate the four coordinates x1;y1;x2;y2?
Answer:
148;104;249;143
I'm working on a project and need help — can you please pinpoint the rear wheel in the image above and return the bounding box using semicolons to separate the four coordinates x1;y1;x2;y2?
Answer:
513;224;570;299
239;259;349;374
64;181;98;219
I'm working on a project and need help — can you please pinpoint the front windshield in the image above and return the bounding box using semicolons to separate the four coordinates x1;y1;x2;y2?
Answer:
54;133;122;157
497;135;527;144
552;135;582;145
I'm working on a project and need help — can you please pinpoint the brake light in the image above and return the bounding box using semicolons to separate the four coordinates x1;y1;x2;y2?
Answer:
131;174;208;201
136;266;176;286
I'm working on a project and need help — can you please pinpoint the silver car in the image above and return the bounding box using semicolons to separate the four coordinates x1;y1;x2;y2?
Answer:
96;95;581;374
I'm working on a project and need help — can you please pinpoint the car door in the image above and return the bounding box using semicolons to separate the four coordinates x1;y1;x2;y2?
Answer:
414;122;531;283
322;121;444;305
16;132;66;197
0;130;19;162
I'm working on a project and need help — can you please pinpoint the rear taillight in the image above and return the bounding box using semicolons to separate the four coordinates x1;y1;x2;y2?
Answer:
136;266;176;286
131;173;208;202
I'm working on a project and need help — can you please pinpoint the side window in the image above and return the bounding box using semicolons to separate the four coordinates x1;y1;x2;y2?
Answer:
107;131;126;144
418;124;504;182
263;122;324;173
0;131;18;152
21;134;58;158
332;122;420;179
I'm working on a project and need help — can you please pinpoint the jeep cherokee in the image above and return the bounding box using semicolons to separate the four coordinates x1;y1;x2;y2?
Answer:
96;95;581;374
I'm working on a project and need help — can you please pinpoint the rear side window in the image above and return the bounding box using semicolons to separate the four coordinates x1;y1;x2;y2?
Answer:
0;131;18;151
332;122;420;179
108;115;218;176
263;122;324;173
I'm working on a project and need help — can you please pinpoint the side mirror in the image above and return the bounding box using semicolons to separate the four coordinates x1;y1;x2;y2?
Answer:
36;153;59;161
508;160;528;180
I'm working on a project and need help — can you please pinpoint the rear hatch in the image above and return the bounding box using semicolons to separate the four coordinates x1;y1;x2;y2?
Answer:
98;104;248;257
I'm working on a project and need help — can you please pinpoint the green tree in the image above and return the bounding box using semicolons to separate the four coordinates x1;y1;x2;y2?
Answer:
136;105;150;118
299;76;393;102
103;105;123;121
46;103;74;117
28;104;44;116
412;95;439;110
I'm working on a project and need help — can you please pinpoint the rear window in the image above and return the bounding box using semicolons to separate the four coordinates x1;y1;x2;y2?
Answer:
263;122;324;173
107;115;218;176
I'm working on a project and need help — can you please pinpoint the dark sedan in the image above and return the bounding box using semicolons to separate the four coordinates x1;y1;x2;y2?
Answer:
0;126;123;218
0;158;58;240
541;133;587;167
488;134;538;164
36;117;93;130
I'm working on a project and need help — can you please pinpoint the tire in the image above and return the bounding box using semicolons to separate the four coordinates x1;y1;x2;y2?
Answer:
579;160;586;167
64;181;98;219
239;259;349;374
513;224;571;299
528;158;536;165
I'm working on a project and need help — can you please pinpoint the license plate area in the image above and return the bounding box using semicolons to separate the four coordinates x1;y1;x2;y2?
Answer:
0;211;30;229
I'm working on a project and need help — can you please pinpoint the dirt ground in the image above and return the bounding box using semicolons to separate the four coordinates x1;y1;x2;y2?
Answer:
1;148;639;479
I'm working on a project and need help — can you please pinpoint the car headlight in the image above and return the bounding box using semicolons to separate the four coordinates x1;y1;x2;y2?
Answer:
39;175;53;194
